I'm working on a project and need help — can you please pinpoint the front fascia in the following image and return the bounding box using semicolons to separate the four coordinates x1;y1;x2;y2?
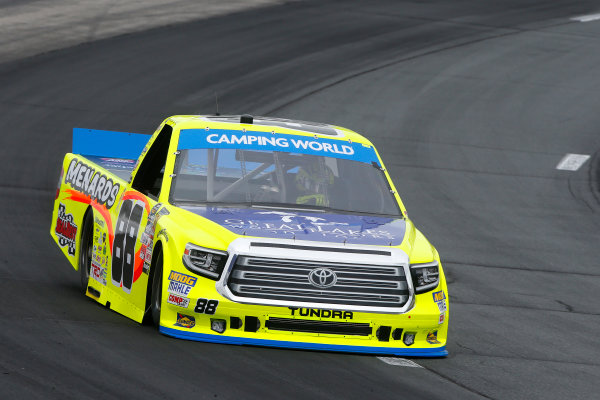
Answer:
158;237;448;356
215;237;415;314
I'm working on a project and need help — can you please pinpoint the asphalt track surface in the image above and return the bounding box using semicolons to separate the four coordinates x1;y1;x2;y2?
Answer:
1;1;600;399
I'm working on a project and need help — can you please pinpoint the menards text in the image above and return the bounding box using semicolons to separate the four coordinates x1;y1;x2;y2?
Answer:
65;158;120;208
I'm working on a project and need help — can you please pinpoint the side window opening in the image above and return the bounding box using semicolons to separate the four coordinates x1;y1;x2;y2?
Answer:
131;125;173;199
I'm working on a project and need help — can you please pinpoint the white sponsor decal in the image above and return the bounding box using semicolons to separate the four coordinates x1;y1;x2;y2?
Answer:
167;293;190;308
64;158;121;208
222;218;396;240
168;280;192;296
436;299;447;313
205;133;354;156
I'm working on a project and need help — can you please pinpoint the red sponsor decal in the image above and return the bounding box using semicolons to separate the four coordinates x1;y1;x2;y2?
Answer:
168;293;190;308
91;263;102;279
55;203;78;255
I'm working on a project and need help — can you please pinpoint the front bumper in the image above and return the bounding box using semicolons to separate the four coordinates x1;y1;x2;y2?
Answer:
159;284;448;357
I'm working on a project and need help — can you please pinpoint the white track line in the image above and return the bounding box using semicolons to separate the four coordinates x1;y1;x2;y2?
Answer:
556;154;590;171
571;13;600;22
377;357;423;367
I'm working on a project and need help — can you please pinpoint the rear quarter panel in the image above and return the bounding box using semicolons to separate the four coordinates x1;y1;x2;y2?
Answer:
51;153;157;322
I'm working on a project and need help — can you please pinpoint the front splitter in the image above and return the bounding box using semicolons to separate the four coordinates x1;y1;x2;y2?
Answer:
159;326;448;357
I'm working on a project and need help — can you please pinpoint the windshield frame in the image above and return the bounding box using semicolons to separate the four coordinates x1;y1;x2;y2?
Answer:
168;145;403;218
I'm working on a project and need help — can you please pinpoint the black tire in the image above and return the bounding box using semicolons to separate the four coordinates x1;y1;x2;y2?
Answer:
150;247;164;328
78;210;94;293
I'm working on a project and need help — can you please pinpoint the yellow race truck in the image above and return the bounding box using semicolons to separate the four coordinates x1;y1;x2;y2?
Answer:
51;114;448;356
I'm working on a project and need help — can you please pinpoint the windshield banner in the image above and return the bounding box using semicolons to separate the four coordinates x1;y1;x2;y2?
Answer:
182;206;406;246
178;129;378;163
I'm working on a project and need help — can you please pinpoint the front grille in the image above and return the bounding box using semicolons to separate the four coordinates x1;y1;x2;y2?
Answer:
266;317;372;336
227;256;409;308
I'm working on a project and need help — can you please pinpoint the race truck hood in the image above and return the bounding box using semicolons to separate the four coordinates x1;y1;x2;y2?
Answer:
181;206;406;246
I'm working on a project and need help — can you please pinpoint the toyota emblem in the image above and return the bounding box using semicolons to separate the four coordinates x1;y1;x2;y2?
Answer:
308;268;337;288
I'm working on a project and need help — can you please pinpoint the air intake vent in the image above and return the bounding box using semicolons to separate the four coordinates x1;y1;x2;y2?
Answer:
266;317;372;336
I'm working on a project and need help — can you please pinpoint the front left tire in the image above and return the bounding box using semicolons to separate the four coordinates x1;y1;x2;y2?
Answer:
150;247;164;328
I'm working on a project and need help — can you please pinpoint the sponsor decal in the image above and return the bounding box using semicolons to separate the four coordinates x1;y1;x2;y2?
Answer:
194;298;219;315
55;203;78;256
168;280;192;296
94;216;104;227
184;206;406;246
91;260;107;286
436;301;447;313
205;133;355;156
438;313;445;324
174;313;195;328
167;271;197;296
289;307;353;319
426;330;441;344
178;129;379;163
433;290;447;313
167;293;190;308
64;158;121;208
169;271;197;286
91;220;108;279
432;291;446;302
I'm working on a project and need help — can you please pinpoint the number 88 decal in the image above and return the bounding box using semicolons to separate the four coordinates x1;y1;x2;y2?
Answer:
195;298;219;315
111;199;145;293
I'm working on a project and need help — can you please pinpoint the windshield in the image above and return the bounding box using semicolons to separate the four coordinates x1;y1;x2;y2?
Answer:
170;148;401;216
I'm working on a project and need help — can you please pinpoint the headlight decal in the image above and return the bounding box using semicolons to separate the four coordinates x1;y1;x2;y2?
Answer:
182;243;228;280
409;261;439;293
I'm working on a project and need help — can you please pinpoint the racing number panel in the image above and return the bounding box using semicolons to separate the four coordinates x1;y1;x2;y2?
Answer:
111;199;145;293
